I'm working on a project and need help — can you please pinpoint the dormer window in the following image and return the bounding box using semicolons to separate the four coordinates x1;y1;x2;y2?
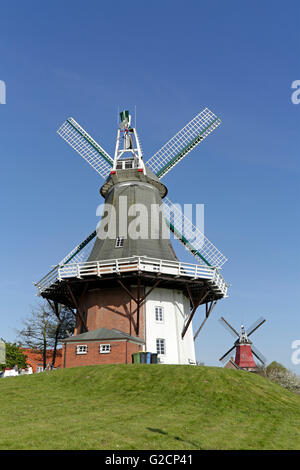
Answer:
115;159;136;170
115;237;124;248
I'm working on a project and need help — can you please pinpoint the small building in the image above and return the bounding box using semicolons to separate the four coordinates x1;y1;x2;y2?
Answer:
22;348;63;373
62;328;144;368
224;357;241;370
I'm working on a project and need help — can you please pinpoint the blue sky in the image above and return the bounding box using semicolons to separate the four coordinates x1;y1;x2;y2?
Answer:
0;1;299;370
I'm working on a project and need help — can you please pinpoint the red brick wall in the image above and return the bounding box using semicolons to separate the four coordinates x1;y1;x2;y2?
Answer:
63;340;142;368
75;286;145;340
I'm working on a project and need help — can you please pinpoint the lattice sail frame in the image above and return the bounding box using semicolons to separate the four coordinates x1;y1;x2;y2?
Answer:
57;118;113;179
163;197;227;268
55;110;227;269
58;230;97;267
146;108;221;178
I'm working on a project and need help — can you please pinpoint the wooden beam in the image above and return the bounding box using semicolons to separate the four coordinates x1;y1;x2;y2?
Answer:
117;279;137;303
139;280;161;307
46;299;61;321
193;300;218;341
66;284;88;332
117;279;141;336
185;284;195;309
136;277;141;335
181;290;210;339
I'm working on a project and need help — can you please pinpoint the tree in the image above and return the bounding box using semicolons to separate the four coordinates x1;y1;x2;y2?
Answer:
16;301;76;369
257;361;300;395
45;300;76;368
266;361;287;375
0;342;28;371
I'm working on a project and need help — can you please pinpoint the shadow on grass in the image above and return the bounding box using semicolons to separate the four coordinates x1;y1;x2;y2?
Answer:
147;427;202;449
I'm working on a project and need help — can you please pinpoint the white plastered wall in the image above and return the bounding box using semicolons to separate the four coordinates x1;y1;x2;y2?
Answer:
144;287;196;365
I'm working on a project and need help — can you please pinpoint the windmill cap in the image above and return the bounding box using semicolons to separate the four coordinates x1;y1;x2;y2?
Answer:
100;163;167;199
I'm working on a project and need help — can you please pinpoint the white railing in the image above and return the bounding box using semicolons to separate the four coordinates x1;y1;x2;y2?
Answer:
35;256;228;297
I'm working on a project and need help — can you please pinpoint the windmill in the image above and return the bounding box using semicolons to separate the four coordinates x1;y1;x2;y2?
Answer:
35;108;229;367
219;316;266;370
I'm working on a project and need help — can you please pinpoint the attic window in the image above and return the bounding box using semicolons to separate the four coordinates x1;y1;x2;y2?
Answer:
115;237;124;248
100;344;111;354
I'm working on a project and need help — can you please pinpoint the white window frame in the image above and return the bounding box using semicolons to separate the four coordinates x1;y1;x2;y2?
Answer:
156;338;166;355
115;237;124;248
155;306;164;323
99;344;111;354
76;344;88;355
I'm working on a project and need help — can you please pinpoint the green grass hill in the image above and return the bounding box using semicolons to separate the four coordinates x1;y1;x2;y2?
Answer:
1;364;300;450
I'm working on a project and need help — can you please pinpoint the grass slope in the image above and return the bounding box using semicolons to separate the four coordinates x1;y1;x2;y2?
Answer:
1;364;300;450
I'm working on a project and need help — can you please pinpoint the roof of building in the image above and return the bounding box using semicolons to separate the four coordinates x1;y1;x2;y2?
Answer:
22;348;63;368
62;328;145;344
224;358;241;370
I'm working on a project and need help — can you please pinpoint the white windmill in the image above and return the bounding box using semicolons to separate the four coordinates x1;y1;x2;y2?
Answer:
35;108;229;367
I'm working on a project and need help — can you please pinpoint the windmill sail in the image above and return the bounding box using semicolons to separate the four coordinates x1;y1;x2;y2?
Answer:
219;345;236;363
57;117;113;179
163;197;227;268
146;108;221;178
251;344;267;364
58;230;97;267
218;317;240;338
246;317;266;337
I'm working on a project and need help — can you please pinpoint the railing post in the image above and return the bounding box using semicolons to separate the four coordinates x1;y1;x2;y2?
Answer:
76;264;81;278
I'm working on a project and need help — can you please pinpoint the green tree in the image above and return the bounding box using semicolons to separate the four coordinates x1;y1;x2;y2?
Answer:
266;361;287;375
0;342;28;371
264;361;300;395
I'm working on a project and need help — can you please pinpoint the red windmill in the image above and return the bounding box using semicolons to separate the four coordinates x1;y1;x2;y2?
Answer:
219;316;266;371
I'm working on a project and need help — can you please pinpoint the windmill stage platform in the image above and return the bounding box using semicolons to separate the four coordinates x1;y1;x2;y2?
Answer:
36;254;228;307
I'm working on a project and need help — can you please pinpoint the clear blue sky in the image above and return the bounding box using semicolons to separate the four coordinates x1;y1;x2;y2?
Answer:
1;1;299;371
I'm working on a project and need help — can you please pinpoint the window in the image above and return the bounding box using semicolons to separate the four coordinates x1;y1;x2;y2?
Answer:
155;306;164;323
37;366;44;373
100;344;111;354
76;345;87;355
156;338;165;355
115;237;124;247
115;160;134;170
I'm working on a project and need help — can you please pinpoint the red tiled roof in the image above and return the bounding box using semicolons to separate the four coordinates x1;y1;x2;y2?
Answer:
21;348;63;370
